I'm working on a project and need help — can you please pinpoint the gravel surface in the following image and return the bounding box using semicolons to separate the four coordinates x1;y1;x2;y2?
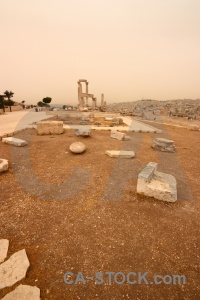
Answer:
0;124;199;299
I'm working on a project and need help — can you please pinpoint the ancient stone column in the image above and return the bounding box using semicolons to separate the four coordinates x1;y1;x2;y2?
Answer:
86;82;89;106
92;98;96;111
101;94;104;107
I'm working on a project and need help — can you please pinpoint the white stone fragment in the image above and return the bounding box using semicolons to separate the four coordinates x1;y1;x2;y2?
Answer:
0;239;9;263
111;130;126;141
1;284;40;300
2;137;27;147
137;162;177;202
0;249;30;289
74;128;91;136
106;150;135;158
0;159;9;173
69;142;86;154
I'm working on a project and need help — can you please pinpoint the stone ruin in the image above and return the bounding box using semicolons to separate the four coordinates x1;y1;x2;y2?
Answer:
0;239;40;299
152;138;176;153
0;159;8;173
37;121;64;135
77;79;106;111
137;162;177;202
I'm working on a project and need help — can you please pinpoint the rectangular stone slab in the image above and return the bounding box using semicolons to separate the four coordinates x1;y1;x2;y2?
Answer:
106;150;135;158
2;137;27;147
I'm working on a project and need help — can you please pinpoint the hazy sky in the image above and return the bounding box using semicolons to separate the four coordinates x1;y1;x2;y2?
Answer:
1;0;200;105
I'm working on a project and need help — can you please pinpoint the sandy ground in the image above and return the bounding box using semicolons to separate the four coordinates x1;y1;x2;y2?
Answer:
0;122;199;300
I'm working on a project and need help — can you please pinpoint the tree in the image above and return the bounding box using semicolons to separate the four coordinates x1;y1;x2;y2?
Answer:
37;101;46;107
63;105;67;109
0;95;5;112
42;97;52;104
4;90;14;112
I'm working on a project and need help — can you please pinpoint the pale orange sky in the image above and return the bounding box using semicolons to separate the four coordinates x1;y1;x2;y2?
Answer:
1;0;200;105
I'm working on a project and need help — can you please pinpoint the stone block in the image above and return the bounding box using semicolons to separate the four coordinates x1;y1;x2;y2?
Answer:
0;159;9;173
58;114;69;121
188;125;199;131
106;150;135;158
137;162;177;202
111;130;126;141
0;249;30;289
79;121;89;125
0;239;9;263
64;121;73;125
2;137;27;147
74;128;91;137
152;138;175;153
1;284;40;300
124;135;131;141
37;121;64;135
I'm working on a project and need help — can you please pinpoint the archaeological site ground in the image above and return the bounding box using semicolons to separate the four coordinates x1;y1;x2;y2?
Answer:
0;109;200;299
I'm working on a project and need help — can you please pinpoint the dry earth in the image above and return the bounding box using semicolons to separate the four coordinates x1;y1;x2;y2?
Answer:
0;122;199;300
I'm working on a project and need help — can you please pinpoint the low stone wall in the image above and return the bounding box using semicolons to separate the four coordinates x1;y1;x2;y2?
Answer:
37;121;64;135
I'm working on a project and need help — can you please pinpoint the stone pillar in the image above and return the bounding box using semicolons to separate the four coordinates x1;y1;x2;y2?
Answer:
101;94;104;107
86;82;89;106
92;98;96;111
78;82;81;106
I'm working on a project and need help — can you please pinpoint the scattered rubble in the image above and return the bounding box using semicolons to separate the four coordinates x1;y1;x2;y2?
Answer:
137;162;177;202
74;128;91;137
2;137;27;147
0;249;30;289
152;138;176;153
0;159;9;173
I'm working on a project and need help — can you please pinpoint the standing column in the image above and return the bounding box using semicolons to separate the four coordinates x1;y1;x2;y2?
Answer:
78;82;81;106
101;94;104;107
92;98;96;111
86;82;89;106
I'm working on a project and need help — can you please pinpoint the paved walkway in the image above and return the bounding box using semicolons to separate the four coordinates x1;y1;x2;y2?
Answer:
0;110;50;137
0;110;162;137
63;117;162;133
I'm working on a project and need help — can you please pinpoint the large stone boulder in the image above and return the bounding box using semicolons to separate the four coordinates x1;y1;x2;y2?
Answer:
152;138;175;153
74;128;91;137
137;162;177;202
37;121;64;135
0;159;9;173
69;142;86;154
2;137;27;147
